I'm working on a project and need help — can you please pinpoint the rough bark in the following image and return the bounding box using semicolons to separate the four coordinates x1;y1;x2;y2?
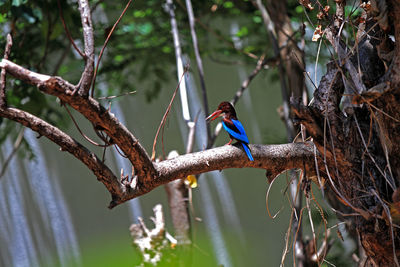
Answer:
292;1;400;264
76;0;95;96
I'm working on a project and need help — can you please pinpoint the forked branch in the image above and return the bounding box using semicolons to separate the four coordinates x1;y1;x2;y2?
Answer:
76;0;95;96
0;58;316;208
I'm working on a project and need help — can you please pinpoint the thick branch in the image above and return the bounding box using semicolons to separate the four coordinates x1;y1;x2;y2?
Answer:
0;59;50;85
0;107;124;198
77;0;95;96
109;142;315;208
0;58;156;187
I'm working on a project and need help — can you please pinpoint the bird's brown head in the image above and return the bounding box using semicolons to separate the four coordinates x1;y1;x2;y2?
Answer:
206;101;237;122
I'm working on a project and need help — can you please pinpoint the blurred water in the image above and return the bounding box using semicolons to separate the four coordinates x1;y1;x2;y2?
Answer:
0;132;82;267
1;140;39;267
24;130;81;266
209;170;245;243
198;176;232;267
0;182;12;267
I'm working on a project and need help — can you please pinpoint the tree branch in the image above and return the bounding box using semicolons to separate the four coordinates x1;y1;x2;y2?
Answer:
0;58;157;188
165;0;191;122
0;33;12;109
164;151;191;245
76;0;95;96
0;106;124;199
109;142;316;208
185;0;210;143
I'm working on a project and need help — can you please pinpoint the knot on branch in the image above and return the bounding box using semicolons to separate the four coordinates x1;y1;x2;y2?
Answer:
40;77;75;95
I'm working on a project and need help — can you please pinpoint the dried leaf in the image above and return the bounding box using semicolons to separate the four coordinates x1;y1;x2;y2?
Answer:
360;1;371;12
308;175;326;188
317;6;330;20
337;229;344;241
299;0;314;10
312;25;323;42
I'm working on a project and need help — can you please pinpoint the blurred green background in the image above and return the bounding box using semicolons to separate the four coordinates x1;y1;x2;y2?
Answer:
0;0;355;266
43;56;291;266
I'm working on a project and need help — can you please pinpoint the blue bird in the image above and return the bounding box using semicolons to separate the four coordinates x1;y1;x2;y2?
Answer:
206;102;254;161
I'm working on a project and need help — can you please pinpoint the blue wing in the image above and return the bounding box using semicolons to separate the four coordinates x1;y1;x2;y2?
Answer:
241;143;254;161
222;119;249;144
222;119;253;161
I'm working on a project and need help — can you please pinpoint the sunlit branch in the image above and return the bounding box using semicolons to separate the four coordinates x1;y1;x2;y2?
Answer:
0;58;156;187
76;0;95;96
185;0;211;143
110;142;315;208
165;0;191;122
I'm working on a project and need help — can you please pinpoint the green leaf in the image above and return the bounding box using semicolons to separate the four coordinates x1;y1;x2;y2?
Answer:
137;22;153;35
32;7;42;21
114;55;124;62
295;5;303;14
162;45;172;53
12;0;27;7
252;16;262;24
133;10;146;18
223;1;233;9
236;26;248;37
0;13;6;23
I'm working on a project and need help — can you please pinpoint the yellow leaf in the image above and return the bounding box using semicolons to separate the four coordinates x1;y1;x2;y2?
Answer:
184;175;198;188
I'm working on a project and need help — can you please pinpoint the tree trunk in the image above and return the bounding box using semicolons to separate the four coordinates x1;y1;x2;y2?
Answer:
292;1;400;265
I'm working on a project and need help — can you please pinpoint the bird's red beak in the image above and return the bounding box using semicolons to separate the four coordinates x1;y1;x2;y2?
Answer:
206;110;222;122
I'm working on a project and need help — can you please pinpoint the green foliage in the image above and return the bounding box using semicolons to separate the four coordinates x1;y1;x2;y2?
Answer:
0;0;75;152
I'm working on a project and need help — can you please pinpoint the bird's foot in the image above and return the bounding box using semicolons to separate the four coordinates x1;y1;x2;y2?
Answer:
224;139;233;145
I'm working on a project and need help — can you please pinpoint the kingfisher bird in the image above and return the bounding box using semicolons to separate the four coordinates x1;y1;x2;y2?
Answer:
206;101;254;161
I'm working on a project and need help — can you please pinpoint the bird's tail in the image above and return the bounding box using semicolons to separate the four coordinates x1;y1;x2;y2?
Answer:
241;143;254;161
